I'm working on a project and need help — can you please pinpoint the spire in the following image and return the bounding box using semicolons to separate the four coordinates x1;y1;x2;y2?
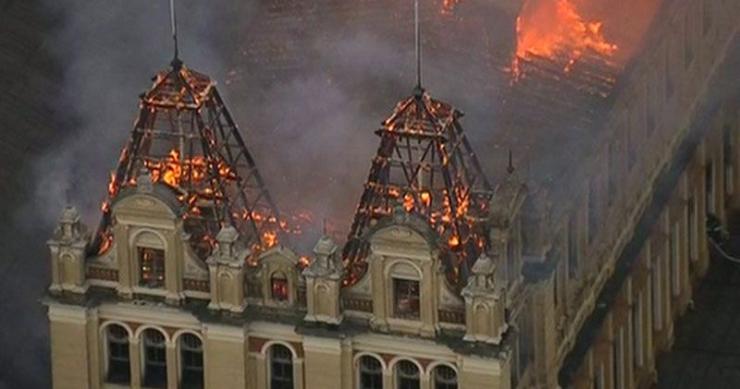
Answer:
507;149;515;174
414;0;423;95
92;61;281;262
169;0;182;69
343;93;494;289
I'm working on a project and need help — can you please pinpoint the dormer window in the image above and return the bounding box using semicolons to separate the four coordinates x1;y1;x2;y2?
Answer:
271;272;289;302
139;247;165;288
393;278;420;319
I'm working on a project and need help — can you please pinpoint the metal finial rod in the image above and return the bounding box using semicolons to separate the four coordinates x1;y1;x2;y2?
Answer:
414;0;422;91
169;0;180;66
507;149;515;174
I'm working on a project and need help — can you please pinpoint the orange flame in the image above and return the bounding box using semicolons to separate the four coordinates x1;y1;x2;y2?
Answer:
442;0;461;14
511;0;618;80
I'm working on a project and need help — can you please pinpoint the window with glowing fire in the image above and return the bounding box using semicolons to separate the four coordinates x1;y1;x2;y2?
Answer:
393;278;420;319
271;272;289;302
138;247;165;288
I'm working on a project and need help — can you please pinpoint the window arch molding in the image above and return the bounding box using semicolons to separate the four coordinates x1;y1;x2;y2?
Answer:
389;357;425;389
129;228;167;250
388;357;424;374
172;329;204;344
353;351;388;372
100;320;134;340
134;324;172;346
384;259;423;281
259;340;299;359
424;361;458;377
427;362;459;389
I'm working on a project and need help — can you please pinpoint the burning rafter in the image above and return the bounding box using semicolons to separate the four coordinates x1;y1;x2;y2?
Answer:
343;91;493;288
93;63;281;260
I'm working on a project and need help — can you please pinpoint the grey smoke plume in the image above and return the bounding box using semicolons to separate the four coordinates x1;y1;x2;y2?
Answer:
27;0;511;249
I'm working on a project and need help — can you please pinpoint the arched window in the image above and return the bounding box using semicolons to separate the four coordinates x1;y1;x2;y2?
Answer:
180;334;204;389
395;360;420;389
142;329;167;388
393;278;420;318
138;247;165;288
359;355;383;389
432;365;457;389
271;272;289;302
270;344;294;389
106;325;130;384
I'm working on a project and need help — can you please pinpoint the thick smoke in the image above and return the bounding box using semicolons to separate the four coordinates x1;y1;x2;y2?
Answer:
27;0;511;249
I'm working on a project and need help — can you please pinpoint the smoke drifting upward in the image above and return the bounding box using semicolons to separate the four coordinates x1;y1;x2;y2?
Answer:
29;0;240;228
29;0;661;251
29;0;511;250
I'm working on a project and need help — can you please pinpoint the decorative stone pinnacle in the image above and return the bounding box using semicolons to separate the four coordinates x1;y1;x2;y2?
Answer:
137;168;154;193
216;225;239;257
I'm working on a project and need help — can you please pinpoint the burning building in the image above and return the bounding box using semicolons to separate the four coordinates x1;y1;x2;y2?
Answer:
42;1;740;389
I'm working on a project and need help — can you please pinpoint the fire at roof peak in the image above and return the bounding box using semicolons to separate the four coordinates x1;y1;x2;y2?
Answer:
343;90;493;289
511;0;619;81
92;62;283;261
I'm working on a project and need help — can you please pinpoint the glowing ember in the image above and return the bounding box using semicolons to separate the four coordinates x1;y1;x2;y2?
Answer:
511;0;618;80
441;0;461;14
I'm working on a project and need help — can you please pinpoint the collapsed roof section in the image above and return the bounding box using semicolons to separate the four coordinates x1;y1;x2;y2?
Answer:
93;62;281;261
343;89;493;289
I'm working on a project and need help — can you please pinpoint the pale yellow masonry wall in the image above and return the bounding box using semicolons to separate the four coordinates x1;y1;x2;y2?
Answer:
48;304;93;389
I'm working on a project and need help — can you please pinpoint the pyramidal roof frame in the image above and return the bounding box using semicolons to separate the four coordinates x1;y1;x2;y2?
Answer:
92;1;281;260
342;0;493;289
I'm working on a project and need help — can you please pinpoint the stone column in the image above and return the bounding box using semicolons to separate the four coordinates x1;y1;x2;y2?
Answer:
303;336;342;389
47;206;89;294
462;254;507;345
129;337;142;389
166;341;178;389
206;225;247;313
48;304;94;389
203;324;246;388
303;236;343;325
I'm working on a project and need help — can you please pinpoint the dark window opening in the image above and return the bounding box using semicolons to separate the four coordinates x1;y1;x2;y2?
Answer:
612;333;621;389
271;272;289;302
507;241;516;283
632;299;642;369
688;197;696;261
568;217;579;279
608;142;617;206
706;162;714;213
359;356;383;389
106;325;130;384
703;0;712;35
684;13;694;68
180;334;204;389
588;182;599;243
396;360;420;389
139;247;165;288
270;345;294;389
143;329;167;388
646;82;656;135
724;125;733;194
433;365;457;389
665;48;674;100
393;278;420;319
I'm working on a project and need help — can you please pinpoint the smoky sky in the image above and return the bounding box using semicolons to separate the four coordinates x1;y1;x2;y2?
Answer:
28;0;515;249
